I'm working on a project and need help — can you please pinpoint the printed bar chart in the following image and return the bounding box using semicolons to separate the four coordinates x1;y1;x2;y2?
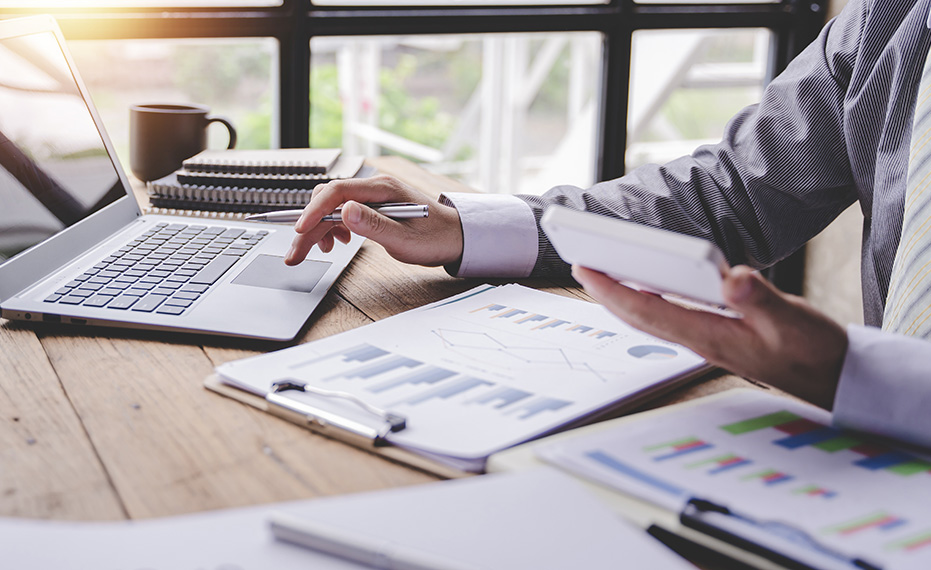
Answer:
644;437;714;461
721;410;931;477
510;397;573;420
367;365;457;394
792;485;837;499
686;453;753;475
468;386;533;408
288;343;389;371
826;512;908;536
469;302;618;339
327;354;422;381
888;530;931;552
585;450;689;497
400;377;493;406
741;469;794;486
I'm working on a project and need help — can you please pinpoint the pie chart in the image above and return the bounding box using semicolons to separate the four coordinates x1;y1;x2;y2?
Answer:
627;345;678;360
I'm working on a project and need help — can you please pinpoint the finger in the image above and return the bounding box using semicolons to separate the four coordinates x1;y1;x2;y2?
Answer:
331;225;353;245
295;176;416;233
572;265;738;352
722;266;789;323
339;200;407;246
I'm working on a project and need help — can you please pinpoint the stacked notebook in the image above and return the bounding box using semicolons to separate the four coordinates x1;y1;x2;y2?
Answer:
146;148;365;215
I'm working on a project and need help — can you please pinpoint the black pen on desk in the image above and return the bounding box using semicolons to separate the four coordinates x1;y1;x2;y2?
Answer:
245;203;429;224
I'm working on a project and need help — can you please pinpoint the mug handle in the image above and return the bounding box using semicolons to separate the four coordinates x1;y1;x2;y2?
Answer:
206;114;237;149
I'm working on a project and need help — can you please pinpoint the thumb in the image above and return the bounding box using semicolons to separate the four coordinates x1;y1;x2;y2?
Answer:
340;200;401;242
723;265;786;318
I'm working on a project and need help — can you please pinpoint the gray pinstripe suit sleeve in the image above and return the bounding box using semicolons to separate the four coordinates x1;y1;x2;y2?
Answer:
517;3;863;279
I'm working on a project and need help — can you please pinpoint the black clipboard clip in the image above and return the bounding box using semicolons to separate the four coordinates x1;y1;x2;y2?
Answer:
265;379;407;448
680;498;882;570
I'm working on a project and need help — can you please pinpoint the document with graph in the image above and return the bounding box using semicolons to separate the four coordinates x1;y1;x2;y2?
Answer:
211;284;710;473
535;389;931;570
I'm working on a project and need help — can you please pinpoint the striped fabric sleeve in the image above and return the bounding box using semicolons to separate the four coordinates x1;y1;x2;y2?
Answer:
516;0;865;278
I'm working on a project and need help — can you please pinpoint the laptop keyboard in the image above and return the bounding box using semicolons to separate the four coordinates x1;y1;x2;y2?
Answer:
43;222;268;316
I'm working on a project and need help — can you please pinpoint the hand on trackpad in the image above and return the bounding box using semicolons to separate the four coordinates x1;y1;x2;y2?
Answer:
232;254;332;293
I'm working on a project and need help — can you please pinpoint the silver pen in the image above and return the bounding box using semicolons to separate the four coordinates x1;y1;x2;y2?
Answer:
245;203;428;223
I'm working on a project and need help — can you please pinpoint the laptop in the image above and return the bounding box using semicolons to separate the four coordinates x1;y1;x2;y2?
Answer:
0;15;363;342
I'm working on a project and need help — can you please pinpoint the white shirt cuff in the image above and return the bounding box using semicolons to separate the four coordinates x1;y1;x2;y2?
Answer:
833;324;931;449
439;192;538;278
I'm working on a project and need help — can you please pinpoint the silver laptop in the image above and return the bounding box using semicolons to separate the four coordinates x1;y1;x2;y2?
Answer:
0;16;363;341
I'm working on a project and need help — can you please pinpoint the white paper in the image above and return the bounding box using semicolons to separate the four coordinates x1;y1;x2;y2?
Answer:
537;389;931;570
216;284;707;469
3;469;692;570
269;468;694;570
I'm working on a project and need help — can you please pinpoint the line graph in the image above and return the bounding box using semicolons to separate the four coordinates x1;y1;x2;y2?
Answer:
432;328;625;383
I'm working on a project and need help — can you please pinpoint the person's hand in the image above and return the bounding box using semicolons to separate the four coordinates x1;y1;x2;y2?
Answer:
571;264;848;409
285;175;464;267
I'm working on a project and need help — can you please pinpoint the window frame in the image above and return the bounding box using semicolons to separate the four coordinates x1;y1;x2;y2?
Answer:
0;0;828;291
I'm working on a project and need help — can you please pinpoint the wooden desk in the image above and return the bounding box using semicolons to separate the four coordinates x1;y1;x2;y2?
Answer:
0;156;764;523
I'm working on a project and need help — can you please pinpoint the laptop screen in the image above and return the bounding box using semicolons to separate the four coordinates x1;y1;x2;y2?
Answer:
0;31;125;265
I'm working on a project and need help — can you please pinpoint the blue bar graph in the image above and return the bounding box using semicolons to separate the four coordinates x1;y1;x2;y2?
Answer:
569;325;593;334
592;331;617;339
495;309;528;319
402;377;494;406
469;386;533;408
367;366;457;394
585;451;688;498
290;343;389;370
775;427;844;449
855;451;916;470
512;397;572;419
472;303;506;314
534;319;569;331
516;314;548;325
329;354;422;381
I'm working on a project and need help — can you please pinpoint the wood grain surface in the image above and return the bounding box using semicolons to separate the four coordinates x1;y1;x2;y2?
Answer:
0;156;759;524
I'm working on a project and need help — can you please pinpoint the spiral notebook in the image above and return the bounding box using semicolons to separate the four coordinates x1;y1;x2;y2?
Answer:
146;154;367;214
182;148;342;175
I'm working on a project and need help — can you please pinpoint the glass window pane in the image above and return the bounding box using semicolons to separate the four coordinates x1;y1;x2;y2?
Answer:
311;32;602;195
626;28;770;173
314;1;606;5
69;38;278;171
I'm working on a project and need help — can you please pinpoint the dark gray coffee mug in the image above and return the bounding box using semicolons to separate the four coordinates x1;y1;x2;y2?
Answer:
129;103;237;182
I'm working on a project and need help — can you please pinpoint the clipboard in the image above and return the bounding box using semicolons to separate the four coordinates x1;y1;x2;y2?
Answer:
204;374;471;479
205;283;715;479
485;389;917;570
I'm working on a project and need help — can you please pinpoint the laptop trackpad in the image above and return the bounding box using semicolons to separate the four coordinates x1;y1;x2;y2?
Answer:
232;255;332;293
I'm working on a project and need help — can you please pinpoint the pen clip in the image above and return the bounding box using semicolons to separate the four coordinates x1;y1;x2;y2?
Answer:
681;498;882;570
265;379;406;447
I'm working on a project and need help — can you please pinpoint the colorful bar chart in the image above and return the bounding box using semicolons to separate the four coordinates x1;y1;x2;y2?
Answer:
741;469;794;486
826;512;909;536
888;530;931;552
792;484;838;499
644;437;714;461
686;453;753;475
720;410;931;477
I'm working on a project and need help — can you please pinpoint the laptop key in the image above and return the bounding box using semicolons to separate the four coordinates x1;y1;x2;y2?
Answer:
83;295;112;308
59;295;85;305
45;294;62;303
108;295;139;309
189;255;238;285
156;305;186;315
131;294;169;312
